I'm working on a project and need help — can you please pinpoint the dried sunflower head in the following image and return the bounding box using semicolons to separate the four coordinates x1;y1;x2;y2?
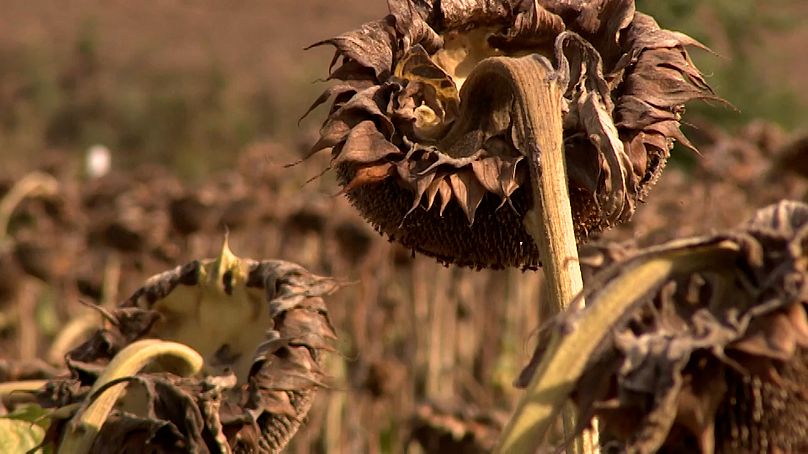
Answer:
521;200;808;452
37;242;340;453
307;0;717;269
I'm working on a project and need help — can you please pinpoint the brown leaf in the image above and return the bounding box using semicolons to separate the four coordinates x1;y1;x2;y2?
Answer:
532;201;808;452
329;85;397;137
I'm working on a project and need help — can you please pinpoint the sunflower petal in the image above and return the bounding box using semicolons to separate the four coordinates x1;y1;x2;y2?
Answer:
449;170;486;225
335;121;402;166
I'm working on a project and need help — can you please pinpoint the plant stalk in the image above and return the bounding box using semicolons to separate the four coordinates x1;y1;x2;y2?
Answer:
59;339;204;454
479;54;588;453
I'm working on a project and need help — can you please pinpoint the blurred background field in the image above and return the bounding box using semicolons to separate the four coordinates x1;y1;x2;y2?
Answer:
0;0;806;452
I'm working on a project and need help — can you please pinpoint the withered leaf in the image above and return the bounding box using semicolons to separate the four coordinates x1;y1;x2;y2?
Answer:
403;166;437;217
526;201;808;452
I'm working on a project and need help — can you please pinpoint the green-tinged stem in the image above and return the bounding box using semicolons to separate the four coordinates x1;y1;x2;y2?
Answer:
496;239;739;452
58;339;204;454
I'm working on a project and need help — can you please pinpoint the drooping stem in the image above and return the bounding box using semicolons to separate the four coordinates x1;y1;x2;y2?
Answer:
59;339;204;454
455;54;589;453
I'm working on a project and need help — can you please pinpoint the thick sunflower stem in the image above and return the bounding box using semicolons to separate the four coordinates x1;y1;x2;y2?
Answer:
486;55;592;453
58;339;204;454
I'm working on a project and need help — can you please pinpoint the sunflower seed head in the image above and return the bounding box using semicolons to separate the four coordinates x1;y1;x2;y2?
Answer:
37;251;341;453
308;0;719;269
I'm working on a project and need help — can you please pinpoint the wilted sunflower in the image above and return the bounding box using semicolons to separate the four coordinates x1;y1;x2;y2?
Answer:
307;0;717;269
36;243;340;453
518;200;808;452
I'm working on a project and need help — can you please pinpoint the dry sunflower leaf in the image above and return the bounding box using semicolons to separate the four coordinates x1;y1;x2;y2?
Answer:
35;241;341;453
518;200;808;453
306;0;718;269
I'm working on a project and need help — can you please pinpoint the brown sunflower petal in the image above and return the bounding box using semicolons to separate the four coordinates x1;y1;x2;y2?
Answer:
438;0;512;31
471;156;506;197
623;133;650;178
499;155;523;199
489;1;564;50
403;167;438;217
340;162;396;194
307;20;396;80
309;114;359;155
425;174;453;216
542;0;633;37
327;59;378;83
616;95;682;130
335;120;402;166
281;309;339;351
628;52;715;107
300;82;373;123
449;169;486;224
560;33;633;221
578;91;633;220
730;308;806;361
332;85;397;137
387;0;443;53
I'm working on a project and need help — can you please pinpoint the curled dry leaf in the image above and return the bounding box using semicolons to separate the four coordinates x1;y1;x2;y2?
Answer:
520;200;808;452
307;0;718;269
37;241;341;453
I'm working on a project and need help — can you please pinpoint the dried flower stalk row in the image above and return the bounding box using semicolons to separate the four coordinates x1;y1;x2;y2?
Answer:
518;200;808;452
307;0;717;269
35;243;340;453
